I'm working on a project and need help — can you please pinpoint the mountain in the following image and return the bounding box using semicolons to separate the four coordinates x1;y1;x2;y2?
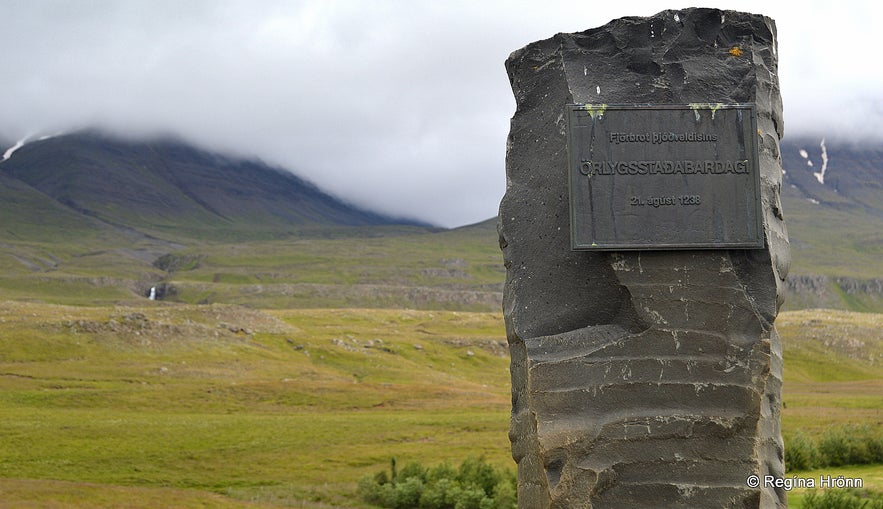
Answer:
0;131;423;242
0;130;880;311
777;136;883;311
0;131;440;305
781;137;883;218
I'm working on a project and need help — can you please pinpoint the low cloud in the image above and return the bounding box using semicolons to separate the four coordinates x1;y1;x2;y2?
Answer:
1;0;879;227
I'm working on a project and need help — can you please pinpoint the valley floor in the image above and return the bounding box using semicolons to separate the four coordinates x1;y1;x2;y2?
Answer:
0;303;879;508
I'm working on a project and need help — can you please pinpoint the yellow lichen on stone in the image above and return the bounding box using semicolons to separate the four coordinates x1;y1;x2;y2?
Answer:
729;46;743;57
583;103;608;119
688;102;724;121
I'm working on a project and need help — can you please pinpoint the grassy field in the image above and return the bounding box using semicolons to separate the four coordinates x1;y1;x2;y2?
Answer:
0;302;880;507
0;222;506;311
782;185;883;281
3;211;883;312
778;310;883;432
160;224;505;310
0;302;512;507
776;310;883;507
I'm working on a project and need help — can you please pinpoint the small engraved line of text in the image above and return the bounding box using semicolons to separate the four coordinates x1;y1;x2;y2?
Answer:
609;132;719;144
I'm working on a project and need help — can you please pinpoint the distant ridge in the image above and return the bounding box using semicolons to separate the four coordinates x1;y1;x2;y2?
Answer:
0;130;880;312
774;135;883;310
780;136;883;219
0;130;427;241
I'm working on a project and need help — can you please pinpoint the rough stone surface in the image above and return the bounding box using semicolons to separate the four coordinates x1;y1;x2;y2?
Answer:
499;8;789;508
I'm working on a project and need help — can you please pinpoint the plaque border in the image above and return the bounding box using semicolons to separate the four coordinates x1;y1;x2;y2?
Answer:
567;103;764;251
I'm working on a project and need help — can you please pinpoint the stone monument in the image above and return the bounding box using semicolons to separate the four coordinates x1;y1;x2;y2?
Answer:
499;8;789;508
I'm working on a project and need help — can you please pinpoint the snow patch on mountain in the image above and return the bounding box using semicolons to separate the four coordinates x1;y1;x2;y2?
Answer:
2;137;28;162
799;147;814;167
2;131;66;163
813;138;829;185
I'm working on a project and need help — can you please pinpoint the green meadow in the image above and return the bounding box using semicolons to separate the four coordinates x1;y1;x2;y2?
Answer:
0;301;880;507
0;222;506;311
0;303;511;507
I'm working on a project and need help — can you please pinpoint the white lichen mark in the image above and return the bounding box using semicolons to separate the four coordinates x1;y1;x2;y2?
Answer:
644;307;668;325
611;256;631;271
555;112;566;135
718;255;734;274
657;358;671;382
677;484;697;498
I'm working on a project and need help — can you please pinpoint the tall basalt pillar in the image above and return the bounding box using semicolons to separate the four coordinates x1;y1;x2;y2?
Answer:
499;9;789;508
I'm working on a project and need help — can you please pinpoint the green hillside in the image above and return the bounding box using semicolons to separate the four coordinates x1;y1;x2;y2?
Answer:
779;137;883;312
0;302;879;507
2;132;881;311
153;220;503;310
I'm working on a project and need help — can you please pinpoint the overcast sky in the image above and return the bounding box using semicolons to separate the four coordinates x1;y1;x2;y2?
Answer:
1;1;880;228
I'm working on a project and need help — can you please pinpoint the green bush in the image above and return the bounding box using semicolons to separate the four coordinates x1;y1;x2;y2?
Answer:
426;462;458;483
394;477;425;508
358;475;396;507
786;425;883;471
802;489;883;509
419;478;457;509
491;475;517;509
457;456;501;497
818;425;882;467
358;457;516;509
786;432;819;471
399;461;428;483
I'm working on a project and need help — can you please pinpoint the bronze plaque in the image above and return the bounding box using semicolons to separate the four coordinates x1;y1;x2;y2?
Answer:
567;104;763;250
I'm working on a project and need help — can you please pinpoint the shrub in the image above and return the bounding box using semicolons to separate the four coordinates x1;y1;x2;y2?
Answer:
786;424;883;470
419;478;457;509
785;432;818;471
491;473;517;509
457;456;501;497
358;456;516;509
818;427;870;467
400;461;428;482
451;484;489;509
358;475;396;507
426;462;458;483
802;489;883;509
393;477;425;508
